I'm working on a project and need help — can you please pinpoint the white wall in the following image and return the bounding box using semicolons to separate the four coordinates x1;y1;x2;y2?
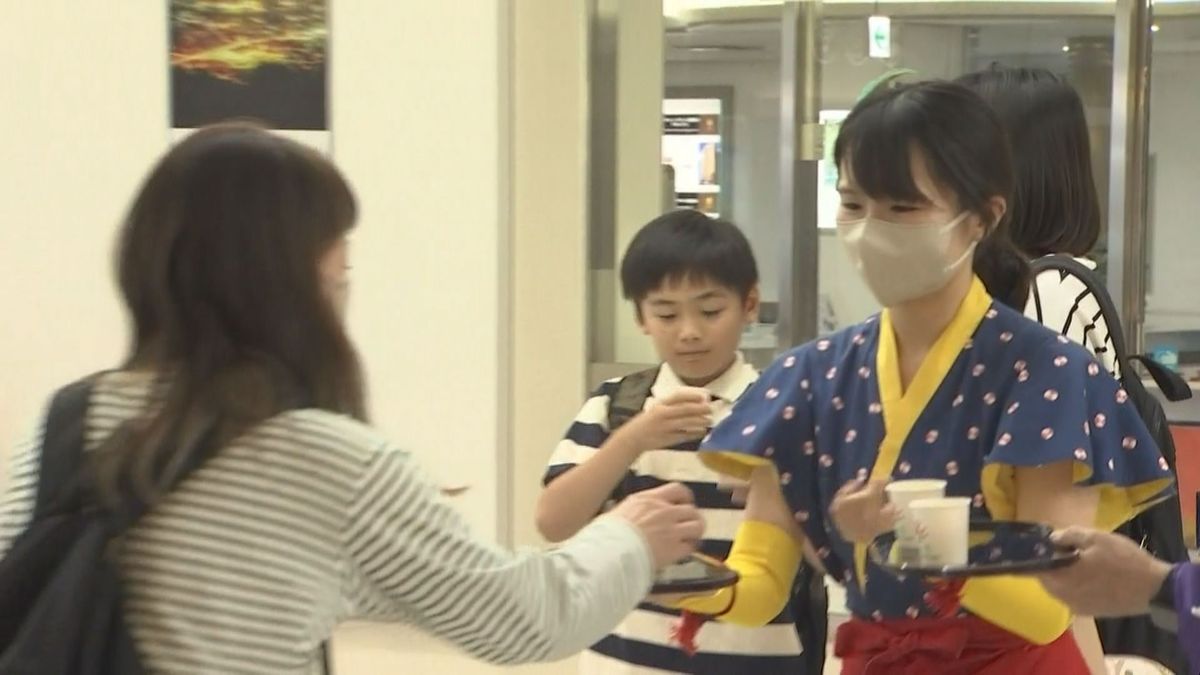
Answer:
0;0;509;539
0;2;598;672
0;3;167;457
332;1;507;540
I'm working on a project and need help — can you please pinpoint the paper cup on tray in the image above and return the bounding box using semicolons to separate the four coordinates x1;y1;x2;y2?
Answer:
884;480;947;563
908;496;971;567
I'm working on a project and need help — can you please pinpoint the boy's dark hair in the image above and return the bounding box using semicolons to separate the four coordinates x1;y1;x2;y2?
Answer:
619;209;759;308
956;65;1101;258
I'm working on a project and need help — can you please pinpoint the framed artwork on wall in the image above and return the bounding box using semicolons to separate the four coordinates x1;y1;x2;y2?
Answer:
169;0;330;152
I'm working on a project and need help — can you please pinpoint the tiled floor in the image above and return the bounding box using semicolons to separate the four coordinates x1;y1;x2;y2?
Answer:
331;621;846;674
330;584;855;673
331;582;1171;675
332;623;577;674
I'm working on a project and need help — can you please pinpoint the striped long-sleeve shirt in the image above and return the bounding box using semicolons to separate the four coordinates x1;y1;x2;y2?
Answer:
0;370;655;674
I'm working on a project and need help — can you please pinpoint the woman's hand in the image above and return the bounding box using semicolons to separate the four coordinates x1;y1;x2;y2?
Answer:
1038;527;1173;618
609;482;705;570
829;479;898;544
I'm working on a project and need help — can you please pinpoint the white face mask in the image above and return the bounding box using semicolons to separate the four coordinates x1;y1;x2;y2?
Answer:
837;211;976;307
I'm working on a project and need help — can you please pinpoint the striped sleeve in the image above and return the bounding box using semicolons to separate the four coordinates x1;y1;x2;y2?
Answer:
542;381;627;492
0;411;48;556
345;446;655;665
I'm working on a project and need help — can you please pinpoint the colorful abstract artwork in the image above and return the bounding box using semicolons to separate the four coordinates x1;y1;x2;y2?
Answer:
170;0;328;131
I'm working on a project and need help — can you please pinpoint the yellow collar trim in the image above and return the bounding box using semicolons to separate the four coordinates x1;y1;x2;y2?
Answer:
855;277;992;589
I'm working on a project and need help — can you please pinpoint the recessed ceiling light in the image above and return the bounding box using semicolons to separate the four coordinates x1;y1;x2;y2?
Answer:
681;45;759;53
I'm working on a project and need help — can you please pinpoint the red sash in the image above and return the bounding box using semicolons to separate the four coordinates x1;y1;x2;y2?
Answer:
835;615;1090;675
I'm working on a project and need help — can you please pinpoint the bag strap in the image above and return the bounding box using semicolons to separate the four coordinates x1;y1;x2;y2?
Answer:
33;373;219;528
1029;256;1193;402
606;367;660;432
1130;354;1193;402
32;376;100;520
30;376;336;672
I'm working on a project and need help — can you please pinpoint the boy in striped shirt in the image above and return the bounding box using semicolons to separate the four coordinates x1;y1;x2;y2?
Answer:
537;210;815;674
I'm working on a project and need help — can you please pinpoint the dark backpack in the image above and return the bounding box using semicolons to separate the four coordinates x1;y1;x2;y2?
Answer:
1030;256;1191;671
606;368;829;675
0;379;333;674
605;367;661;434
0;376;149;674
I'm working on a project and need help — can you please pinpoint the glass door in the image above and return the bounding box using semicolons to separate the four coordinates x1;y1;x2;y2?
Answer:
586;1;1146;375
1144;0;1200;549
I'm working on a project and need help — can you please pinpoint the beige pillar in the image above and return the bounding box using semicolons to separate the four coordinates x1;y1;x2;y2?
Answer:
599;0;665;367
509;0;590;550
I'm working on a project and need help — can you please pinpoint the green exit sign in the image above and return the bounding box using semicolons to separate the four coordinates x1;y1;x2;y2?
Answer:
869;15;891;59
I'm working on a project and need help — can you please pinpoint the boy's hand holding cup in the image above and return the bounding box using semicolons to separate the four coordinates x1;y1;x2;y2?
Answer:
620;387;713;452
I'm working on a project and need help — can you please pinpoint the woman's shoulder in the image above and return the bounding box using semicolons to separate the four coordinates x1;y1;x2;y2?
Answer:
257;409;407;468
989;301;1104;366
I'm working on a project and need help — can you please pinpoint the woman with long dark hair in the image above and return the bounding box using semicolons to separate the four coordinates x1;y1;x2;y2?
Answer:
0;123;704;673
960;63;1188;674
956;66;1115;375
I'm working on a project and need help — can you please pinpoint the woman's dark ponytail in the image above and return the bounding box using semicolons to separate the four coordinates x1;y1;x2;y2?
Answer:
973;222;1031;310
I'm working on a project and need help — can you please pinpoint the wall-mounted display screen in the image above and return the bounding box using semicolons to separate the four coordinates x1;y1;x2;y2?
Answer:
663;98;723;217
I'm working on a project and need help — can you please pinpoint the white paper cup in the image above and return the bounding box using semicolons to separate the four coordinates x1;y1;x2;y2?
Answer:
885;480;948;509
908;497;971;567
884;480;947;562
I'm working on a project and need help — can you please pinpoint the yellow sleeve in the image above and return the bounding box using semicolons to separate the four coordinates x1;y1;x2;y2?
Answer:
959;575;1071;645
981;463;1172;534
674;520;802;627
970;462;1170;645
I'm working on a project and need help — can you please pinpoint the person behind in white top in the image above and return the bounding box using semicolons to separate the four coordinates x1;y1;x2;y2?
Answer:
959;65;1193;672
0;123;707;674
956;66;1116;376
537;210;819;674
